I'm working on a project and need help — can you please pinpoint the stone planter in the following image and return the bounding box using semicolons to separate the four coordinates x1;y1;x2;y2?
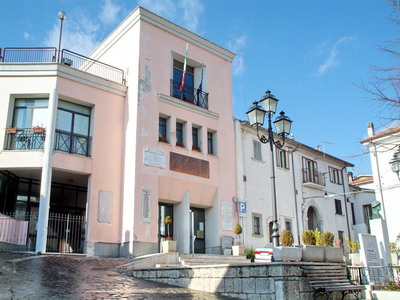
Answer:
349;253;360;266
273;246;302;262
371;290;400;300
162;240;177;253
232;245;245;256
323;246;343;263
301;245;324;262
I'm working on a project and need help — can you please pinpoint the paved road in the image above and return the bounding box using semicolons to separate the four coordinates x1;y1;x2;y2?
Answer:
0;252;234;299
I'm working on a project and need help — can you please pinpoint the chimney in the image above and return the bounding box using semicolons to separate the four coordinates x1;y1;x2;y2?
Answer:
367;122;375;137
348;171;353;182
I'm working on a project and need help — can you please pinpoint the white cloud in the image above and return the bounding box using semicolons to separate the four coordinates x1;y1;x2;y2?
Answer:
23;32;31;40
137;0;204;33
100;0;122;25
315;36;357;76
43;12;101;56
228;35;247;76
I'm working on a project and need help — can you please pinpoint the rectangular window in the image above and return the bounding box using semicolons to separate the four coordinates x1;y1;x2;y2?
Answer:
285;220;292;232
329;167;343;184
207;131;214;154
277;148;289;169
253;214;262;236
192;126;200;151
173;59;194;101
253;140;262;161
176;122;184;147
335;199;343;215
338;230;344;245
159;117;168;143
302;157;323;185
363;204;372;233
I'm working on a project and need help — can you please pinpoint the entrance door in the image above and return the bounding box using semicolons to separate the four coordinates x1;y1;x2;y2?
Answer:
307;207;318;230
159;203;173;251
190;207;205;254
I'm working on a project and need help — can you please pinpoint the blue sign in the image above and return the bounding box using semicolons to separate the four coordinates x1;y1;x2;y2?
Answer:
239;202;247;215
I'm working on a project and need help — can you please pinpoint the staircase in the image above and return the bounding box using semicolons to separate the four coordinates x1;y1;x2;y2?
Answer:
178;253;250;266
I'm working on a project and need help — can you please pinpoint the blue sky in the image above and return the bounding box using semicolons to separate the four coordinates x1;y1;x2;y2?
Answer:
1;0;397;175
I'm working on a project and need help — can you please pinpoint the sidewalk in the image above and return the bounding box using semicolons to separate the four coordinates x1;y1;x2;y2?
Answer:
0;252;234;299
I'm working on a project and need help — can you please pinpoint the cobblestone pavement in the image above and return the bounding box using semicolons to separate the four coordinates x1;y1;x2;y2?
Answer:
0;252;234;300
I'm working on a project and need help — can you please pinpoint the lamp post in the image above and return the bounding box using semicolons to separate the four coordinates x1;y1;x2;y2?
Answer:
246;90;292;247
389;146;400;180
57;11;66;63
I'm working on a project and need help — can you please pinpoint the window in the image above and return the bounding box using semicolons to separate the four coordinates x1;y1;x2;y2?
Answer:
173;59;194;101
351;203;356;225
338;231;344;245
302;157;325;185
277;148;289;169
285;220;292;232
335;199;343;215
176;122;184;147
159;117;168;143
192;126;200;151
252;213;262;236
12;99;48;129
55;100;91;156
253;140;262;161
268;221;273;243
207;131;217;155
329;167;342;184
363;204;372;233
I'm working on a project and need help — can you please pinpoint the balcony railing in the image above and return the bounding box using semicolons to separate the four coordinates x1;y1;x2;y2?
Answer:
54;129;92;157
4;128;92;157
4;128;46;150
302;168;326;186
170;79;208;109
0;47;125;84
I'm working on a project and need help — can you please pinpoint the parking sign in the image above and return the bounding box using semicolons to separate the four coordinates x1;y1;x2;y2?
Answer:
239;202;246;216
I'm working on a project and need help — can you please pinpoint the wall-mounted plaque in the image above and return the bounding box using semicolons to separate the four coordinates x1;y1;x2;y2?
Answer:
170;152;209;178
144;149;166;168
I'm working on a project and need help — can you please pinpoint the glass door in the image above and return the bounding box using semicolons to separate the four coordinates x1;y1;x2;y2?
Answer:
159;203;173;251
190;207;205;254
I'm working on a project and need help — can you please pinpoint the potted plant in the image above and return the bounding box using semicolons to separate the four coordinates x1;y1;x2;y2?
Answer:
301;229;324;262
319;231;343;263
192;145;201;152
162;216;177;253
232;224;244;256
159;136;168;143
345;236;360;266
32;125;45;134
176;141;184;147
6;126;18;134
273;230;302;262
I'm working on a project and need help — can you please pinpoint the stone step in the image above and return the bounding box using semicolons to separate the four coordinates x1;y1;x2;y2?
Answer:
178;254;251;266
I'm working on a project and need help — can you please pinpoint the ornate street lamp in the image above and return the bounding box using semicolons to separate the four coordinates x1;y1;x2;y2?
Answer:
246;90;292;247
58;11;66;63
389;146;400;180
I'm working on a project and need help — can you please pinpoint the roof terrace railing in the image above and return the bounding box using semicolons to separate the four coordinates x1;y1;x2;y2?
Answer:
0;47;125;84
2;47;57;63
61;49;124;84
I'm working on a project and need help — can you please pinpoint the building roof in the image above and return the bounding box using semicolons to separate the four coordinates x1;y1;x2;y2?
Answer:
361;127;400;144
349;175;373;185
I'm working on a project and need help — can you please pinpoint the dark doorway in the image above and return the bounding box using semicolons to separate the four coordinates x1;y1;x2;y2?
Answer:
158;203;173;251
307;206;319;230
190;207;205;254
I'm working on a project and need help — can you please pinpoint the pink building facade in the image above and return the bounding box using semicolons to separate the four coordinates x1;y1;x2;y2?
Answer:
0;7;237;257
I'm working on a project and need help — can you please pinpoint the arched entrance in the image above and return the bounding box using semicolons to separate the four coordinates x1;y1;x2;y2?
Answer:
307;206;319;230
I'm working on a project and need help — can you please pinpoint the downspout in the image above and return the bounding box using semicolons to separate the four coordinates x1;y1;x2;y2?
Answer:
340;166;351;240
289;145;300;244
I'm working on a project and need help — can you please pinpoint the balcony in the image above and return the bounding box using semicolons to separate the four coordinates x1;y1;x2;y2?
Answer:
302;168;326;189
0;47;125;84
170;79;208;109
4;128;92;157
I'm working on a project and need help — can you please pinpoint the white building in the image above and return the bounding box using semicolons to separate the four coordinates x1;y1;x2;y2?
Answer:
361;122;400;242
235;119;355;249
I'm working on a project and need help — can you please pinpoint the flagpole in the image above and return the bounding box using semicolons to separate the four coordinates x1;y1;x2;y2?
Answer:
179;43;189;99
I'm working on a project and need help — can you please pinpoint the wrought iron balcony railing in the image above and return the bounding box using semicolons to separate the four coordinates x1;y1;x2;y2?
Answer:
4;128;46;150
4;128;92;157
54;129;92;157
0;47;125;84
170;79;208;109
302;168;326;186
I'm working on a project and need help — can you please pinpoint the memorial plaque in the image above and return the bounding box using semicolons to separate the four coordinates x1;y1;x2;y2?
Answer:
98;190;112;223
144;149;166;168
221;201;233;231
170;152;209;178
359;233;382;284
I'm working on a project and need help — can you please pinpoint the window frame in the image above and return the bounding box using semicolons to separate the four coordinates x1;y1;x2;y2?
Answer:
253;140;262;161
334;199;343;215
159;116;168;143
176;121;184;147
329;167;343;185
252;213;263;236
276;148;289;169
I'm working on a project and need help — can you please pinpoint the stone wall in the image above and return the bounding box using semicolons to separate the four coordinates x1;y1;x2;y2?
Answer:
132;262;338;300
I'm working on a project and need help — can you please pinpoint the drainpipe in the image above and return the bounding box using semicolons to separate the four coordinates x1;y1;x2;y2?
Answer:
36;89;58;254
289;145;300;244
340;166;351;241
372;143;387;219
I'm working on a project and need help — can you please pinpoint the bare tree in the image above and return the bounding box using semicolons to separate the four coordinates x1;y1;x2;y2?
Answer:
357;0;400;124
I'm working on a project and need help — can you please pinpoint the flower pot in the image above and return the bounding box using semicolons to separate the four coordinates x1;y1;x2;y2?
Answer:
349;253;361;266
301;245;324;262
33;127;45;134
273;246;302;262
232;245;245;256
323;246;343;263
162;240;177;253
6;128;17;134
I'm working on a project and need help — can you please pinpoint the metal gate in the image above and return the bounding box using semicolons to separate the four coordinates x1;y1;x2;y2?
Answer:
0;212;85;253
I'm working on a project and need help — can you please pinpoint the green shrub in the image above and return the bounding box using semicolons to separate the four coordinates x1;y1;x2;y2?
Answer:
318;231;334;247
302;230;316;245
345;236;360;253
245;247;255;262
280;230;294;247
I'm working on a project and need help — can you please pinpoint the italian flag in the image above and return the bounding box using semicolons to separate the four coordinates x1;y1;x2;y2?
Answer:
179;43;189;92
